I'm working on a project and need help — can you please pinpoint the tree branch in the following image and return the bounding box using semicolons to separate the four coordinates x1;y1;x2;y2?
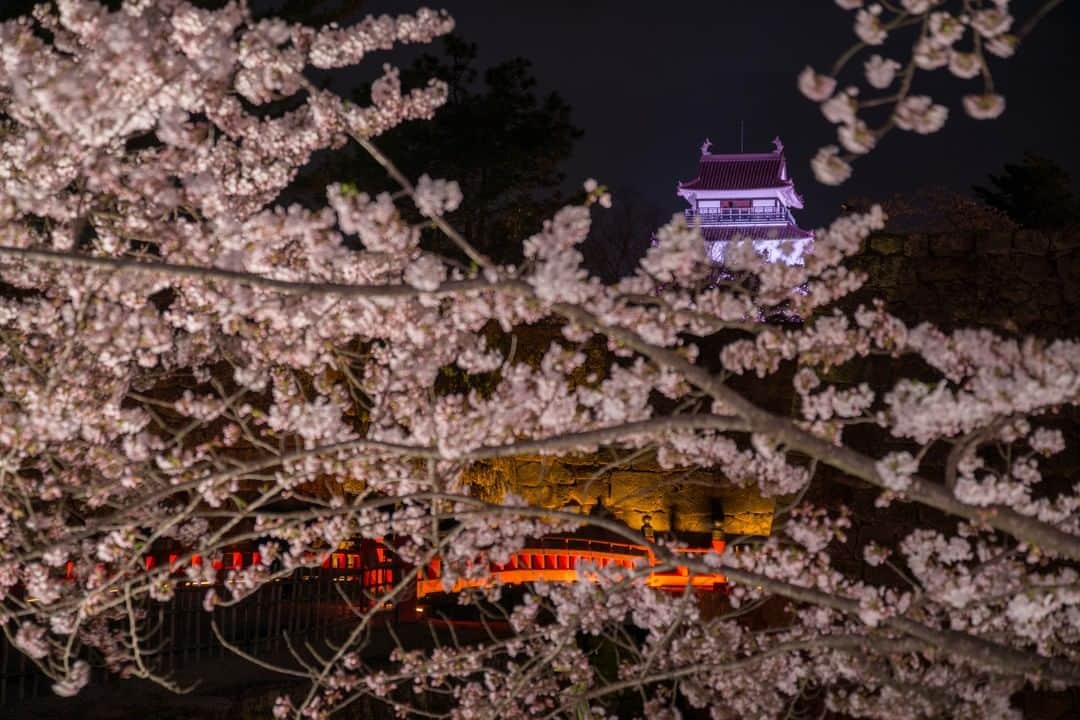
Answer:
0;244;502;298
550;300;1080;561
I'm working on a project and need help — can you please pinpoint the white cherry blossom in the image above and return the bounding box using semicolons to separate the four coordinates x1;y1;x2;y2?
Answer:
838;120;877;154
854;8;888;44
893;95;949;133
864;54;901;88
811;145;854;185
962;92;1007;119
798;66;838;102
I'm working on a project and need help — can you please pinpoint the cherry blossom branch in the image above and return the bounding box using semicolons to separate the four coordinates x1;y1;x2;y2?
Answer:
297;74;494;271
553;510;1080;684
802;1;1051;184
564;635;930;709
548;301;1080;561
0;245;502;298
1018;0;1065;38
260;496;1080;687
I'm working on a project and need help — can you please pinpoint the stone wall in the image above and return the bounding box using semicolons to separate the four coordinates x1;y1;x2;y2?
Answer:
465;455;775;537
846;227;1080;337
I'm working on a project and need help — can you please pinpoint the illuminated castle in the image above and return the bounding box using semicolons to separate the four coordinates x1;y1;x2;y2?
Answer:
678;137;813;264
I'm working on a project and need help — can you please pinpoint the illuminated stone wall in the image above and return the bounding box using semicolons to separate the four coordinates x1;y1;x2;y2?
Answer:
464;454;775;537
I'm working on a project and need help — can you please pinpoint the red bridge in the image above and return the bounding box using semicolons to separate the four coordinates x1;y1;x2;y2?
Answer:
415;536;727;598
122;535;727;601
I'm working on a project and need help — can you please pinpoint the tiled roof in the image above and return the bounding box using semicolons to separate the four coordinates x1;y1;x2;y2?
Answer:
680;153;790;191
701;223;813;243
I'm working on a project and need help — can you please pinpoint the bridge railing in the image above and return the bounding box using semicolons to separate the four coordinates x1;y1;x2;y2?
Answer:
416;535;727;598
6;537;729;704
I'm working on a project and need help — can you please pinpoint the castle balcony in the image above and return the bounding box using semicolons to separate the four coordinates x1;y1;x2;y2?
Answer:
685;206;793;226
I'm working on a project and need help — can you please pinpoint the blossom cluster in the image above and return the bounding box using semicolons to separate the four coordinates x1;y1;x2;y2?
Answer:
800;0;1050;184
0;2;1077;718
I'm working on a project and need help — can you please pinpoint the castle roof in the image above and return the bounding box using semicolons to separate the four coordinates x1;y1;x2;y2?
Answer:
678;137;798;193
679;153;790;191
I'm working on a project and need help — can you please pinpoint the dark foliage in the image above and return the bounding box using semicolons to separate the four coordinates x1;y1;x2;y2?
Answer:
974;152;1080;230
288;34;583;266
391;36;582;265
581;188;668;281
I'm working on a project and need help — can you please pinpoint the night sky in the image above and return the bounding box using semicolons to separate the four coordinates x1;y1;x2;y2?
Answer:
367;0;1080;228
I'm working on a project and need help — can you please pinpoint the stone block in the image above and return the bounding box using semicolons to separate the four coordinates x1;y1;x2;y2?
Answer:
674;511;712;534
1037;286;1064;306
1019;256;1055;283
869;256;908;288
625;453;666;473
1058;256;1080;303
609;471;668;509
869;234;904;255
975;232;1012;255
1052;230;1080;252
517;483;557;508
902;235;928;257
999;283;1032;304
918;257;967;282
1011;304;1041;327
1013;230;1050;254
513;460;575;488
929;234;973;256
725;511;773;536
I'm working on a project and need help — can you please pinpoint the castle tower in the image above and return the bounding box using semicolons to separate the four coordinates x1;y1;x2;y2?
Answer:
678;137;813;264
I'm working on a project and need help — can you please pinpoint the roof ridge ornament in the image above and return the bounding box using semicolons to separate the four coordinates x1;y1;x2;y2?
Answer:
700;138;712;156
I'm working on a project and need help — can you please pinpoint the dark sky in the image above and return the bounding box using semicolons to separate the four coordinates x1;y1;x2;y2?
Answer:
367;0;1080;228
3;1;1074;228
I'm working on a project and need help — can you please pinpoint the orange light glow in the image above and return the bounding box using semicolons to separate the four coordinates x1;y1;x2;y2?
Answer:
137;538;727;600
416;539;726;598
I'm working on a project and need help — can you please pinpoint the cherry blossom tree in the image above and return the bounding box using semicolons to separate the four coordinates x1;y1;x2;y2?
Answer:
801;0;1066;185
0;2;1077;718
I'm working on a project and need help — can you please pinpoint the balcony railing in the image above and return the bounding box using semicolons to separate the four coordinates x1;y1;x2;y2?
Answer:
415;534;729;599
685;207;792;226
